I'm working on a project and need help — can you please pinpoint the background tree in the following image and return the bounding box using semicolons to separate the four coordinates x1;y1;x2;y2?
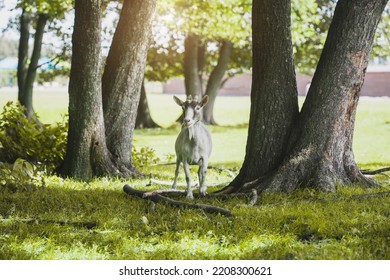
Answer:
60;0;156;179
134;19;185;129
15;0;72;117
156;0;252;125
223;0;388;195
135;80;160;129
373;5;390;59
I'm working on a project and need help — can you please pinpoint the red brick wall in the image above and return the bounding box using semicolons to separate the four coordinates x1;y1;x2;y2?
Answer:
361;72;390;97
163;72;390;97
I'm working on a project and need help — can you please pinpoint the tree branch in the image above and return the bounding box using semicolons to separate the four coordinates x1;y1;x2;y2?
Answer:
361;167;390;175
123;184;232;216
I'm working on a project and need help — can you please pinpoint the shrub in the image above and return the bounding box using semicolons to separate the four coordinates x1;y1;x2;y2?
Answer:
0;102;67;172
0;158;43;192
132;146;160;168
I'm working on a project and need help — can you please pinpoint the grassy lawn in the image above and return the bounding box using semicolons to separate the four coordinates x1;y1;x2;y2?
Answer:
0;87;389;260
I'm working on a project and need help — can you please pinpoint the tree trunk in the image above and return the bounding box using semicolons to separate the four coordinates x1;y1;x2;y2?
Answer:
17;9;31;110
60;0;117;179
20;14;48;117
226;0;299;192
202;40;233;125
225;0;388;194
265;0;388;193
135;80;160;129
197;43;206;97
102;0;156;175
183;34;202;100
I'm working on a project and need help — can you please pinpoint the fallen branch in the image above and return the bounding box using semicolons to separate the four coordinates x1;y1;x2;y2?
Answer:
146;175;229;189
123;184;232;216
147;177;198;188
142;188;187;198
361;167;390;175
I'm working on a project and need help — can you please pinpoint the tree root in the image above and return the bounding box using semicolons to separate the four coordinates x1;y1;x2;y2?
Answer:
123;184;233;216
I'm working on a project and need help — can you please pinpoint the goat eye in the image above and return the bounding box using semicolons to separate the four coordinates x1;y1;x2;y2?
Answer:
195;106;200;111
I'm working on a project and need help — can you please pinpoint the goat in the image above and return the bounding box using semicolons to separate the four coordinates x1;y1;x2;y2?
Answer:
172;95;212;200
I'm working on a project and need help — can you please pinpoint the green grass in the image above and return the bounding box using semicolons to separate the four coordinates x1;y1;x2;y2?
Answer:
0;87;389;260
0;173;389;260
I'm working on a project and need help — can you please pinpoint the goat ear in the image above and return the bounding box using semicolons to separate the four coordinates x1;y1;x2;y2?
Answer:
173;96;184;106
200;95;209;107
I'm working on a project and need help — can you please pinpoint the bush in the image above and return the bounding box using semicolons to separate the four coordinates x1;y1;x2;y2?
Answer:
132;146;160;168
0;158;43;192
0;102;67;172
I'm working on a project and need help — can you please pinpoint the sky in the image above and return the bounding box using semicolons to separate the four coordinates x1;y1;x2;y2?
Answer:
0;0;19;39
0;0;121;54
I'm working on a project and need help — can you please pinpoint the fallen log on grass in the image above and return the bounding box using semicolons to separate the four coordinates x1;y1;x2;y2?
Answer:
123;184;232;217
361;167;390;175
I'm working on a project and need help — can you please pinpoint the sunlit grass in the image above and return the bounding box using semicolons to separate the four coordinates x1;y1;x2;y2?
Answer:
1;169;389;259
0;88;389;260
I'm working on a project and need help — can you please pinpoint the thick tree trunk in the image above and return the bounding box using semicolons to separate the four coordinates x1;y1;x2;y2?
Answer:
226;0;299;192
102;0;156;175
17;9;30;100
60;0;117;179
20;14;48;117
225;0;388;194
202;40;233;125
184;34;202;100
135;80;160;129
264;0;388;193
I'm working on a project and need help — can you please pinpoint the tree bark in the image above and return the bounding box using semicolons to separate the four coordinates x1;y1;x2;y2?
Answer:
197;43;206;97
225;0;388;194
102;0;156;175
202;40;233;125
17;9;31;101
226;0;299;192
60;0;117;179
183;34;202;100
135;80;160;129
267;0;388;192
20;14;49;117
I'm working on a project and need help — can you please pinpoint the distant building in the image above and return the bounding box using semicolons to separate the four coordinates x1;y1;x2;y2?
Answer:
361;65;390;97
0;57;17;87
163;66;390;97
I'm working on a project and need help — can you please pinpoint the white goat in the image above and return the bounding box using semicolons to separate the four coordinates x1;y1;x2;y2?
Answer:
172;95;212;200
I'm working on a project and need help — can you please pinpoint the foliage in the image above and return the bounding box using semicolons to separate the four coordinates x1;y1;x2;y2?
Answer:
373;5;390;59
0;102;67;172
0;159;43;192
17;0;72;19
132;146;160;168
292;0;327;74
145;0;252;83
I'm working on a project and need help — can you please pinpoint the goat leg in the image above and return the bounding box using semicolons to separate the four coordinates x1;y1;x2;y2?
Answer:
183;162;193;200
172;160;181;190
